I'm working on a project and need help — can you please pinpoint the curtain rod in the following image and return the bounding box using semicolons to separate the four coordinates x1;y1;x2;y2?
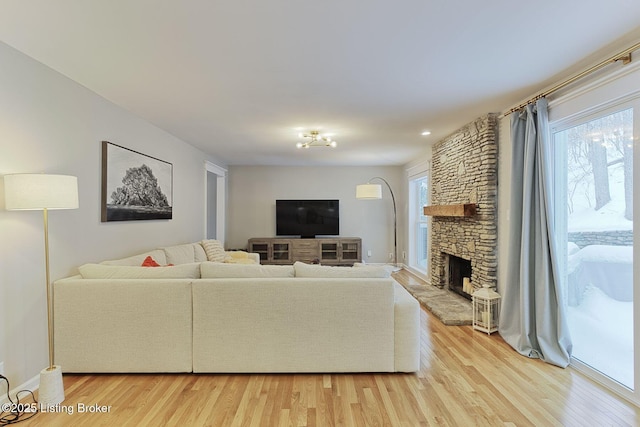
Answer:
503;41;640;117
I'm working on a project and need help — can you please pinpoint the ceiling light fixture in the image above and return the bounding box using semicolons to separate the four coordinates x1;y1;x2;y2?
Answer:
421;131;431;136
296;130;337;149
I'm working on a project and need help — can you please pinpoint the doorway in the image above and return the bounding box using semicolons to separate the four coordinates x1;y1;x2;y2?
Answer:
205;161;226;243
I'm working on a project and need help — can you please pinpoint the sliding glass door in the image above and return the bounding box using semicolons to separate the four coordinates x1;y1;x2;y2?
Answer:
552;104;635;389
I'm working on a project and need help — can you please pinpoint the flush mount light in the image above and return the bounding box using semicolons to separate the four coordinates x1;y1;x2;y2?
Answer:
421;131;431;136
296;130;337;149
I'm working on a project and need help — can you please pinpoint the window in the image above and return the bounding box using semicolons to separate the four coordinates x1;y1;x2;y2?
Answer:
408;175;429;275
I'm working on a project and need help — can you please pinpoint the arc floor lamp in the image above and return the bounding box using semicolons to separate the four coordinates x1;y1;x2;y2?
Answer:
4;173;79;407
355;177;398;268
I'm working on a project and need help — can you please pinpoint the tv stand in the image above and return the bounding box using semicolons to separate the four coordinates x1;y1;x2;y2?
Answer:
248;237;362;266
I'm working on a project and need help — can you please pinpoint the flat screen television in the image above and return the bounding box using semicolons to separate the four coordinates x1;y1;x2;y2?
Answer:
276;199;339;238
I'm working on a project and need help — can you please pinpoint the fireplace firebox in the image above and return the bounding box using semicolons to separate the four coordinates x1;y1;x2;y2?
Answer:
447;254;472;300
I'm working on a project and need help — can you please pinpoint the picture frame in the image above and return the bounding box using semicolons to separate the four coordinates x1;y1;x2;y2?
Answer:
101;141;173;222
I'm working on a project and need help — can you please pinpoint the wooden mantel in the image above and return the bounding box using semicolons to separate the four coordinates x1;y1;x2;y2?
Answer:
423;203;476;217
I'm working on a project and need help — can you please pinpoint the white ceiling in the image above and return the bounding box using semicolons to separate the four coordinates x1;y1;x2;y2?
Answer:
1;1;639;166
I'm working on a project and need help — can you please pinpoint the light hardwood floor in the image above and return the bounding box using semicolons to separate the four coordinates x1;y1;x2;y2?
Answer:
18;270;640;426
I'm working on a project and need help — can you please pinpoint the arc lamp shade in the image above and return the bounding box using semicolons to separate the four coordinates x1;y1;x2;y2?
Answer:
4;174;79;210
355;183;382;200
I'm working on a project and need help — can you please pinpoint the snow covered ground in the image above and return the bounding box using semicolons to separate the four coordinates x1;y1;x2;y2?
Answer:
567;285;633;388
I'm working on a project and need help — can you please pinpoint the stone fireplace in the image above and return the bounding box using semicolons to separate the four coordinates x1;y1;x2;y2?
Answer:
428;114;498;294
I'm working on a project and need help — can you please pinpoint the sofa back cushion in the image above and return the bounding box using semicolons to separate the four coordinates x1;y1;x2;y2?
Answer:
79;263;201;279
293;262;391;278
100;249;168;266
201;262;294;278
162;243;207;265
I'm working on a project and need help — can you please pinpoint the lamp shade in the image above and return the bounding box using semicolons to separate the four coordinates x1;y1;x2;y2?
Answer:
4;174;79;210
355;183;382;199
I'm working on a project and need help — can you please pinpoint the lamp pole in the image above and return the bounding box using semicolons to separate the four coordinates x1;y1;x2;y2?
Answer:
43;208;55;371
369;177;397;267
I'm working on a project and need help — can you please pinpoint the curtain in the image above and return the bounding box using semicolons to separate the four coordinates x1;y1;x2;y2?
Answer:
499;98;572;368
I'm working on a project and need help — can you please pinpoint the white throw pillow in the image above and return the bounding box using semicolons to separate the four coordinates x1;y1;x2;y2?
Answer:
293;261;391;278
201;239;226;262
79;263;201;279
200;262;294;278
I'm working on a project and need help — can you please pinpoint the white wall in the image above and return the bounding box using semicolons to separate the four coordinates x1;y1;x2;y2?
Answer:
0;42;224;389
226;166;405;264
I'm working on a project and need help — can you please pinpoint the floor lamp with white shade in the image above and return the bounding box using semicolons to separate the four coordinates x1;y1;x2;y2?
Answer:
355;177;398;270
3;174;79;407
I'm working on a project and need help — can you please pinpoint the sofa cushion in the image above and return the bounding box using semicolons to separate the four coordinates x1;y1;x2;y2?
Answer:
201;239;226;262
194;243;208;262
79;263;201;279
293;262;391;278
201;262;294;278
162;243;206;265
101;249;168;266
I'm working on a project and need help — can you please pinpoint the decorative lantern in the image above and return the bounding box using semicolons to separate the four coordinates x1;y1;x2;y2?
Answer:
472;285;501;335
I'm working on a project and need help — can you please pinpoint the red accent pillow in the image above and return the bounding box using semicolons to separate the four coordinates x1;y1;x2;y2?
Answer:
141;256;161;267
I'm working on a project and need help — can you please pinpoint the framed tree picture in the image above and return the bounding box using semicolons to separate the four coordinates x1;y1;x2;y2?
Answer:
101;141;173;222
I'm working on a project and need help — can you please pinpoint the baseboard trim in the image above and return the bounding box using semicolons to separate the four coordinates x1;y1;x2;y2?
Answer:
0;373;39;404
402;265;429;283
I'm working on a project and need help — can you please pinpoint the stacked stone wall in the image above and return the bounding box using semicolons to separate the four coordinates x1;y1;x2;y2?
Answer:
430;114;498;291
568;230;632;248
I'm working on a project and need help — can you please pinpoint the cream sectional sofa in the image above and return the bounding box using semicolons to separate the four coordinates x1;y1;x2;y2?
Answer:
53;242;421;374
